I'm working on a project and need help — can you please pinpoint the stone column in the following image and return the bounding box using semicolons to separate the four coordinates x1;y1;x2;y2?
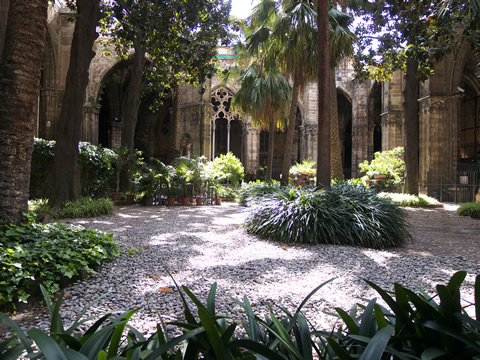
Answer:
200;102;212;160
418;95;461;194
351;80;371;178
245;121;260;171
83;105;100;144
303;122;318;163
381;111;403;150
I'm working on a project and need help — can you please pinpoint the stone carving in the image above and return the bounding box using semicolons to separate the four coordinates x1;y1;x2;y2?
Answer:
211;88;237;125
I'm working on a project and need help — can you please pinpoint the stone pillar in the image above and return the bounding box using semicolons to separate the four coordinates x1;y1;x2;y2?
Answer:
351;80;371;178
381;111;403;150
200;102;212;160
83;105;100;144
418;95;461;194
381;72;405;151
303;122;318;163
245;121;260;171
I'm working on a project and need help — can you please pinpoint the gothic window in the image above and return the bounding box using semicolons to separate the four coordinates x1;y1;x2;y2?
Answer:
460;84;480;161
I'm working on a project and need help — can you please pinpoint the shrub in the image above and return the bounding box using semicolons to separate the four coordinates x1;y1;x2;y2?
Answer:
379;192;442;207
78;142;117;197
323;271;480;359
207;152;244;187
244;182;410;248
31;138;118;199
289;159;316;178
58;197;115;218
30;138;55;199
0;214;119;306
457;201;480;219
238;180;282;206
29;197;115;219
359;147;405;183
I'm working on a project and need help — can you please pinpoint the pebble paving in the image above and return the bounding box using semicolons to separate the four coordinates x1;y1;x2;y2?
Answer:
9;202;480;339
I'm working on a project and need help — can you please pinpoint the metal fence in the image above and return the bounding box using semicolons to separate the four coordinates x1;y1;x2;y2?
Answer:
433;171;480;203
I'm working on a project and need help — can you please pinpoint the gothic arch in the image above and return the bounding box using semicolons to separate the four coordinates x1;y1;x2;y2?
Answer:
211;87;243;161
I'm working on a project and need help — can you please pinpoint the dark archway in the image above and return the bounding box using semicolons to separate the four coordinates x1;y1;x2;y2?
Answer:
97;60;172;160
259;108;302;180
459;52;480;167
337;90;352;178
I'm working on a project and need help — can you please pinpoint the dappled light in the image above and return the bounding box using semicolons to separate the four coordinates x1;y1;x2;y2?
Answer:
12;202;469;340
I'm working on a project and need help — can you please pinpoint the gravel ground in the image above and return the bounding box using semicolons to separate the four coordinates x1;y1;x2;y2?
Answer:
4;202;480;339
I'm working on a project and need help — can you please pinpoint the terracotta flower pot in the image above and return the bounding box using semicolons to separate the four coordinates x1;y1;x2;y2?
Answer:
215;197;222;205
112;192;121;201
182;197;190;206
167;197;176;206
126;194;135;204
196;197;203;205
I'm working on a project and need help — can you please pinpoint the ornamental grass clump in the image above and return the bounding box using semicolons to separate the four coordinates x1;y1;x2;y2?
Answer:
457;201;480;219
238;180;282;206
244;183;410;248
378;192;442;208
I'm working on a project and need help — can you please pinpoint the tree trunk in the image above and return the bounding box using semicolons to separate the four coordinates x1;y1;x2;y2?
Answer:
403;55;419;195
168;83;181;162
0;0;48;224
281;70;301;185
121;36;146;150
316;0;330;188
51;0;100;207
266;117;275;181
330;69;344;180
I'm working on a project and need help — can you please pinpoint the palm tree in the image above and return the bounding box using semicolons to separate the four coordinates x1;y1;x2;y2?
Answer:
231;0;292;181
0;0;48;224
274;0;318;184
316;0;330;187
232;64;291;181
273;1;355;184
328;7;356;180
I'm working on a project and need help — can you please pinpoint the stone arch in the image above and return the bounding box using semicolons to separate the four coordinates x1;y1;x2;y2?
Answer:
211;87;243;161
96;58;173;159
457;50;480;165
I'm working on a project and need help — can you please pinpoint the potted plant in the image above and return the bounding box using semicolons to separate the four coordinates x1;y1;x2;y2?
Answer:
134;165;160;206
289;160;316;187
112;146;140;201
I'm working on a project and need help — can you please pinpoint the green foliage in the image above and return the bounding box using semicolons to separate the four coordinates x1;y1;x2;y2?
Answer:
78;142;116;197
28;199;52;216
457;202;480;219
218;186;238;200
323;271;480;359
29;198;114;219
289;159;316;178
238;180;282;206
244;182;410;249
0;214;119;307
2;273;478;359
379;192;442;208
30;138;56;199
58;197;115;219
207;152;245;187
359;147;405;183
102;0;232;108
31;138;118;199
112;146;143;193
